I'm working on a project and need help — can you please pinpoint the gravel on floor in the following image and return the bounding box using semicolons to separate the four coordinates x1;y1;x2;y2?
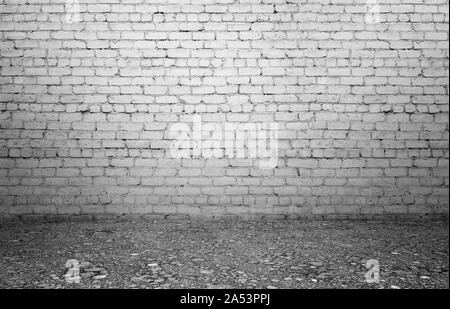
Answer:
0;220;448;289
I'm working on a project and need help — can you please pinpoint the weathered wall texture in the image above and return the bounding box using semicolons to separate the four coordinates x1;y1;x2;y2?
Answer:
0;0;449;220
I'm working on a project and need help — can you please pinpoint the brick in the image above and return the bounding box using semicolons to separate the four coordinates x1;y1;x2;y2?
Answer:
0;0;447;219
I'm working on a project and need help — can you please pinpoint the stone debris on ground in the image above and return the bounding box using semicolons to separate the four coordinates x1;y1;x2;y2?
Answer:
0;220;447;289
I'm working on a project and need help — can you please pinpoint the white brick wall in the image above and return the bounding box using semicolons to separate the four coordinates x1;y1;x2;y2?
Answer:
0;0;448;219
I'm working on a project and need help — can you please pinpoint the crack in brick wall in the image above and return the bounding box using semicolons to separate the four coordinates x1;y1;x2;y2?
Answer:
0;0;449;219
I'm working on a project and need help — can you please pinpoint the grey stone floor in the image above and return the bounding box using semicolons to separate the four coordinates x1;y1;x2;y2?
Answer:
0;220;448;289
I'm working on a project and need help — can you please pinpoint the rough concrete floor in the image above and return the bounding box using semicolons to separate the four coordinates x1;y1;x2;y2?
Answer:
0;220;448;289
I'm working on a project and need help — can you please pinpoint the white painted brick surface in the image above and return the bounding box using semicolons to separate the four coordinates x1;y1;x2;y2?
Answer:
0;0;448;219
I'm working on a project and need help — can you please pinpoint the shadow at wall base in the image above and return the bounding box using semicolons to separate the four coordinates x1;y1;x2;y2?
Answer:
0;211;448;223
